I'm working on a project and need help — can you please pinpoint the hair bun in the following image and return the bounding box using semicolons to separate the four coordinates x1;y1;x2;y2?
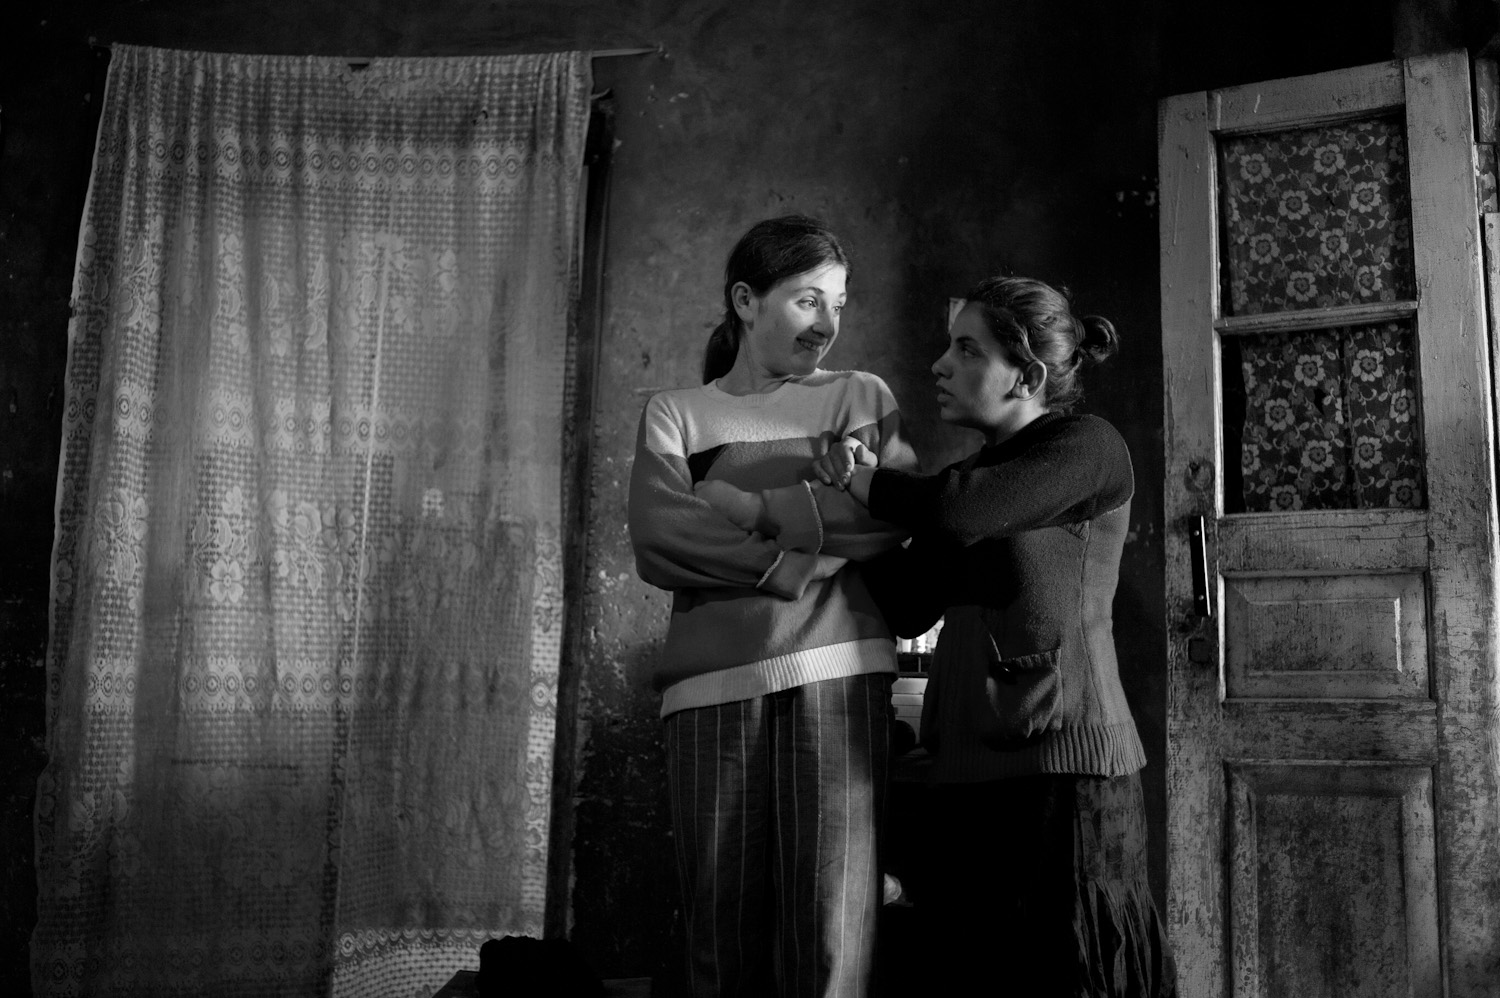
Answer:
1077;314;1119;364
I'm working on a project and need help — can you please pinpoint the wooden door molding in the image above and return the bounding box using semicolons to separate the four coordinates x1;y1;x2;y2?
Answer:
1403;52;1500;992
1159;81;1226;997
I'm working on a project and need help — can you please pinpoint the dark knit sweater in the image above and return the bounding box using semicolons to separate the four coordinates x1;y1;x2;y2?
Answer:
865;411;1146;782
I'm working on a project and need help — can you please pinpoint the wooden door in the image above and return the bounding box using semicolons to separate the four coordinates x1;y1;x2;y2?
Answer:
1159;52;1500;996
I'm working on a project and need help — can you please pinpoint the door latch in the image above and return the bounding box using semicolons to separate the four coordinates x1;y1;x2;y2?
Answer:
1189;514;1214;619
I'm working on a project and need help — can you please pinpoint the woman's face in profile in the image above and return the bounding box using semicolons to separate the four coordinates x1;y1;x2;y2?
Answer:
931;303;1024;432
736;262;847;379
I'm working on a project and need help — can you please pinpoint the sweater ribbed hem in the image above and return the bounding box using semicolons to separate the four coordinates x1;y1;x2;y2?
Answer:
926;720;1147;783
660;638;897;718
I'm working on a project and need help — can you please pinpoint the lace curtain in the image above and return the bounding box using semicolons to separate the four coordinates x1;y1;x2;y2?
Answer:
1218;115;1424;512
32;45;591;997
1227;323;1425;512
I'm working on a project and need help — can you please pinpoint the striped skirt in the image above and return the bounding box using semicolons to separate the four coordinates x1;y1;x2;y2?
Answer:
663;672;892;998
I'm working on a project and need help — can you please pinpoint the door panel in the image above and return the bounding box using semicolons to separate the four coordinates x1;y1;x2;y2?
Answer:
1160;51;1500;996
1223;572;1428;699
1228;764;1441;998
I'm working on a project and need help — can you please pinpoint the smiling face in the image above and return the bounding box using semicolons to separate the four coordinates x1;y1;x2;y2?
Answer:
931;302;1044;443
732;262;847;385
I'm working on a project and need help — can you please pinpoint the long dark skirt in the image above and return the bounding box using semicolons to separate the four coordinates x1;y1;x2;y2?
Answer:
917;771;1176;997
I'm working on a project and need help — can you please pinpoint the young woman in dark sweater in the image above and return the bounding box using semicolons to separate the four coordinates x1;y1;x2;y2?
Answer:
698;276;1177;996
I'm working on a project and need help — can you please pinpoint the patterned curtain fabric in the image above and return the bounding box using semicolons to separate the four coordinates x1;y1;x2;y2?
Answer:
32;45;591;997
1230;323;1425;513
1219;116;1414;316
1218;115;1423;511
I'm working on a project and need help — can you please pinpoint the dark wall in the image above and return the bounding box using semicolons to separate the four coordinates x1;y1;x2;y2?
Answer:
577;5;1179;984
0;0;1456;992
0;11;109;993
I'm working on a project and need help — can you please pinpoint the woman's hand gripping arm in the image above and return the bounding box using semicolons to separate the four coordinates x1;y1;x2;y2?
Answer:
628;396;843;599
695;435;904;560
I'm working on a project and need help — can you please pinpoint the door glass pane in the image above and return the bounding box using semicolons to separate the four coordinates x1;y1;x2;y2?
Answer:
1219;116;1415;316
1222;320;1424;512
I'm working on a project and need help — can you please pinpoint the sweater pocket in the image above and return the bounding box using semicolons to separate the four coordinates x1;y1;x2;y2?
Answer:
977;646;1062;749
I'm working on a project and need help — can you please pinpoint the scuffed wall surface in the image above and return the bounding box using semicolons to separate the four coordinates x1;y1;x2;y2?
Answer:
575;5;1173;983
0;14;107;988
0;0;1414;991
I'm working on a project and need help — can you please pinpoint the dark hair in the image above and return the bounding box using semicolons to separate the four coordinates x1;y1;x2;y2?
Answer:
962;276;1118;412
702;215;851;384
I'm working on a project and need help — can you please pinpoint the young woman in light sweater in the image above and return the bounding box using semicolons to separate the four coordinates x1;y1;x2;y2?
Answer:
699;276;1177;996
627;215;912;997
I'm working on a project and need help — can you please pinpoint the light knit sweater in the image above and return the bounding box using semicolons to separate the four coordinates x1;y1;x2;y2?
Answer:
628;370;910;717
864;411;1147;782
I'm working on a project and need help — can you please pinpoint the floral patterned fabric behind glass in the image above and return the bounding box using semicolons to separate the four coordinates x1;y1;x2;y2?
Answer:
1234;322;1424;512
1220;117;1423;511
33;45;589;998
1220;117;1414;315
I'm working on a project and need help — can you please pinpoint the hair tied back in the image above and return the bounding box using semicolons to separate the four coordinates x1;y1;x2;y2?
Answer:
1077;314;1120;365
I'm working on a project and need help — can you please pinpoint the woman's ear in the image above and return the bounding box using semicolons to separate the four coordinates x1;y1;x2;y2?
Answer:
731;282;758;325
1012;361;1048;401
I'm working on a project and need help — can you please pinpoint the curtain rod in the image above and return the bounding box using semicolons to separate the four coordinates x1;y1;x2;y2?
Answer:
86;40;665;66
345;47;662;66
591;46;663;59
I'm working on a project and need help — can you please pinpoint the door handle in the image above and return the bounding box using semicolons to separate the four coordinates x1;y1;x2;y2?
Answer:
1189;515;1214;618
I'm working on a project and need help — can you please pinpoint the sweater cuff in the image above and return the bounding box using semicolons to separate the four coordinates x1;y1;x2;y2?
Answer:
756;549;819;599
761;480;823;553
866;468;935;527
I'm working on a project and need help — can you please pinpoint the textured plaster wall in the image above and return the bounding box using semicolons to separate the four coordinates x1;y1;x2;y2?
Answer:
0;24;108;992
0;0;1412;991
575;6;1173;983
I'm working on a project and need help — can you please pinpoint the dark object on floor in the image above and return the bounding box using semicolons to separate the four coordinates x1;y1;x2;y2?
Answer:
475;936;605;998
